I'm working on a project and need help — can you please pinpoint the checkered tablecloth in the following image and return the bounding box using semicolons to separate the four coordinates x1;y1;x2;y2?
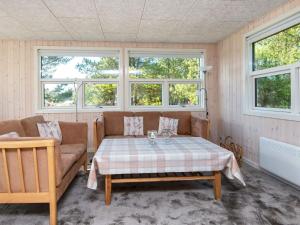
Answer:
87;137;245;189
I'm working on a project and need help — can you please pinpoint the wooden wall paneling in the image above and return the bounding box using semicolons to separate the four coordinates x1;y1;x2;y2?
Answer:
217;0;300;164
20;41;26;119
0;40;3;120
0;41;219;150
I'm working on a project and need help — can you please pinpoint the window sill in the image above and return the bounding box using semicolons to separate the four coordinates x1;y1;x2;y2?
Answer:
243;109;300;122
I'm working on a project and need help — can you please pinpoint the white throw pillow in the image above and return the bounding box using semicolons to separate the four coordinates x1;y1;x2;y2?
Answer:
0;132;19;139
158;117;179;135
124;116;144;136
37;121;62;144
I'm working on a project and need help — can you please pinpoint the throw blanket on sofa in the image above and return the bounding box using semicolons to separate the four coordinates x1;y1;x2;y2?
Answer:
87;137;245;189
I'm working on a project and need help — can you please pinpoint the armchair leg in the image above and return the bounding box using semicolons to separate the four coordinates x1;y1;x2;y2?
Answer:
49;201;57;225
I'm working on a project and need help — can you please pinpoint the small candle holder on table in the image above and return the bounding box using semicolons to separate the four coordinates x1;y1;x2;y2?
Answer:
147;130;158;144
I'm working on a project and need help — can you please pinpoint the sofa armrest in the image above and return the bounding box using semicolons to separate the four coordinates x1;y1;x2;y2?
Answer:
93;119;105;152
191;116;210;139
59;122;88;147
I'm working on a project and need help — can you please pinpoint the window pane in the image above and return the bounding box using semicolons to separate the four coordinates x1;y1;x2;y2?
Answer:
255;73;291;109
253;23;300;71
41;56;119;79
43;83;75;107
84;83;117;107
169;83;200;106
131;83;162;106
129;56;201;79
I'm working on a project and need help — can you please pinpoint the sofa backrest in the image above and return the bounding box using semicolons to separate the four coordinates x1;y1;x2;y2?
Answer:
21;115;45;137
161;111;191;135
103;111;192;135
134;111;161;134
103;112;134;135
0;120;26;137
0;115;45;138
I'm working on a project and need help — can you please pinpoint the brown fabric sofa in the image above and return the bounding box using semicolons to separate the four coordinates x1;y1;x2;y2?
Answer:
0;116;88;225
93;111;209;150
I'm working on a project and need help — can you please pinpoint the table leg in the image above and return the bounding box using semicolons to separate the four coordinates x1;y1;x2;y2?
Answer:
213;171;221;200
105;175;112;205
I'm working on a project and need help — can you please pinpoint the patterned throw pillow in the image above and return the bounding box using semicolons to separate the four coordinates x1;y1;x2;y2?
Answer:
0;132;19;139
37;121;62;144
158;117;179;135
124;116;144;136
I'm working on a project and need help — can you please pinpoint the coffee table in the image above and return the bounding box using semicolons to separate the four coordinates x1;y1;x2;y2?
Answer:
87;137;245;205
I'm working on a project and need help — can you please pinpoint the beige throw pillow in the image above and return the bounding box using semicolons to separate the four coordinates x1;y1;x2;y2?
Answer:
0;132;20;139
158;117;179;135
124;116;144;136
37;121;62;144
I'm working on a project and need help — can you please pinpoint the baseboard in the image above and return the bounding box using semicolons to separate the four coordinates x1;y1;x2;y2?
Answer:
242;157;259;169
243;157;300;191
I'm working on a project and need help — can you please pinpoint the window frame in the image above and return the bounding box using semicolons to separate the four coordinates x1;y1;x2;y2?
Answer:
35;46;123;113
125;48;206;111
244;11;300;121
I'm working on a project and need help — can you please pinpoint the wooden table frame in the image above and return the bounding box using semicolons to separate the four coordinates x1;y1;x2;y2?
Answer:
104;171;221;205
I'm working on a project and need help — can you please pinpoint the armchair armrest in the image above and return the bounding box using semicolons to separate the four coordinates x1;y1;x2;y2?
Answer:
59;121;88;147
0;138;63;193
191;116;210;139
93;119;105;152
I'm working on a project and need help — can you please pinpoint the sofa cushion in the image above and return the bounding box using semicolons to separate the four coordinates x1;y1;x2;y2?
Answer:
21;115;45;137
161;112;191;135
60;144;85;161
134;112;161;134
61;154;77;177
103;112;134;135
0;120;26;137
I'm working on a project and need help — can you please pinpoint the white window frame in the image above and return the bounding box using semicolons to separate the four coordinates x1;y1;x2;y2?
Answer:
34;47;123;113
125;48;206;111
244;11;300;121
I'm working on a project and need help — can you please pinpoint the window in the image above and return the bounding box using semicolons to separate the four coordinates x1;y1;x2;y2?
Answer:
252;23;300;71
255;73;291;109
38;49;121;111
245;12;300;120
169;83;200;106
127;50;205;109
130;83;162;106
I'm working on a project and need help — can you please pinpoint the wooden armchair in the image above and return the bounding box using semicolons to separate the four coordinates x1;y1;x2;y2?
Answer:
0;139;58;225
0;116;88;225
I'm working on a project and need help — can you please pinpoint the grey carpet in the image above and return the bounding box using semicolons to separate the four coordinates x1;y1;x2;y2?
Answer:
0;164;300;225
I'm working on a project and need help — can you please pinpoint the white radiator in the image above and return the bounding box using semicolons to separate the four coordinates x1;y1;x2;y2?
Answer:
259;137;300;187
